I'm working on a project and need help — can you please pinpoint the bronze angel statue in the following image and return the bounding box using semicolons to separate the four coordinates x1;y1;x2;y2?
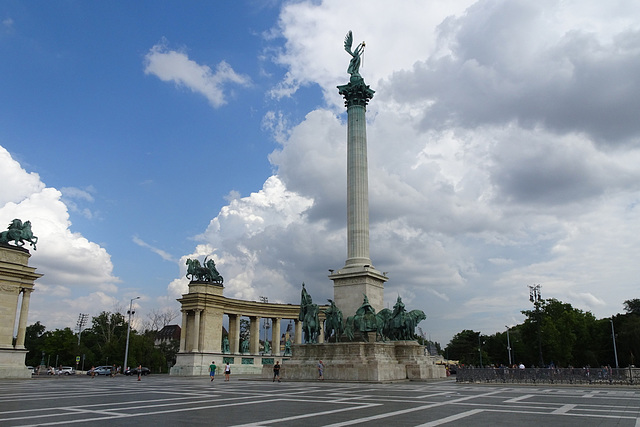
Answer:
344;30;365;81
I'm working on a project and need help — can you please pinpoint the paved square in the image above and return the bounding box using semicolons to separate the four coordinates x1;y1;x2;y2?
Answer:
0;376;639;426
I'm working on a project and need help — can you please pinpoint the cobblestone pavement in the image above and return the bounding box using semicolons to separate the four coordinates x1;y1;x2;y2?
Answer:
0;375;639;426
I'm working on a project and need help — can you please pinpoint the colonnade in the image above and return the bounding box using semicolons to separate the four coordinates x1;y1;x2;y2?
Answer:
176;281;325;357
179;311;317;355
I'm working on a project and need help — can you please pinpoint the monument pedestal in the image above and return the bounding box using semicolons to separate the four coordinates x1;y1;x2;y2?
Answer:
0;244;41;379
171;351;288;376
330;267;387;317
0;348;30;378
274;341;445;382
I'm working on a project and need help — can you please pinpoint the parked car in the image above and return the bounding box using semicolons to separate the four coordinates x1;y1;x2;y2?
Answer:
57;366;76;375
87;366;113;376
125;366;150;376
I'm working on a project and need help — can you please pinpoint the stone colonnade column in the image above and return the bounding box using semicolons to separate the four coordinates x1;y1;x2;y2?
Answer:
270;318;281;355
249;316;260;354
294;320;302;344
228;314;240;354
14;288;33;349
191;309;202;352
179;310;188;352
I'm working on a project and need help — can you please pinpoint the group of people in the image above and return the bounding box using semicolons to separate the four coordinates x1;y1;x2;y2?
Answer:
207;359;325;382
208;361;232;382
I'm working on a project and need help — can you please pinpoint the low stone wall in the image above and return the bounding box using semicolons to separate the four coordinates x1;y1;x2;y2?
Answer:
170;351;290;376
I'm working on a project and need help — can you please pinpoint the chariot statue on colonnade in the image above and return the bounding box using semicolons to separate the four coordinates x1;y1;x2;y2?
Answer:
186;256;223;284
0;219;38;250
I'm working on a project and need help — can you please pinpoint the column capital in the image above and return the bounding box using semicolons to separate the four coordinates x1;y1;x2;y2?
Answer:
337;79;375;108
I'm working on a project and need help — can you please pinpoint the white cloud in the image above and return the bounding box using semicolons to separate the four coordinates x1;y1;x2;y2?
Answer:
0;145;120;328
144;39;251;108
132;236;176;263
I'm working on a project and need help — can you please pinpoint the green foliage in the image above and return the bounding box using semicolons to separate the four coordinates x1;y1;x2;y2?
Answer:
623;299;640;315
445;330;483;366
25;311;172;373
446;297;640;369
24;321;46;366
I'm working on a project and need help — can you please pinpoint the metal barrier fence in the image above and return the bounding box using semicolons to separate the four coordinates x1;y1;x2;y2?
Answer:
456;367;640;385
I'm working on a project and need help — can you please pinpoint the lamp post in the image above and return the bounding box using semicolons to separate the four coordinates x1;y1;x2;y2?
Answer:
610;317;619;369
505;326;512;366
528;284;544;367
123;296;140;373
478;333;483;368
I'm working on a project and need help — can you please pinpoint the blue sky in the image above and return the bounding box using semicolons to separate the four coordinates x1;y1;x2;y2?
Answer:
2;0;640;346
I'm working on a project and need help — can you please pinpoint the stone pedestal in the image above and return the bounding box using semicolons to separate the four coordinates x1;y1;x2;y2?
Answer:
0;244;41;378
275;341;446;382
330;267;387;318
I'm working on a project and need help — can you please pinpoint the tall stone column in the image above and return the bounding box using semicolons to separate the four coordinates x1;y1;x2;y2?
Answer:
331;78;388;318
271;318;281;356
14;288;33;349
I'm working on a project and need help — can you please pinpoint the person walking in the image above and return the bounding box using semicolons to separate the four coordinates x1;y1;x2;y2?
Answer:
137;364;142;381
318;360;324;380
224;363;231;381
90;366;95;378
273;361;281;382
209;361;217;382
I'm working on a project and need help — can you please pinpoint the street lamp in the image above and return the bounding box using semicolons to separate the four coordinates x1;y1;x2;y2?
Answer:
528;284;544;367
505;326;512;366
610;317;619;369
478;333;483;368
123;296;140;372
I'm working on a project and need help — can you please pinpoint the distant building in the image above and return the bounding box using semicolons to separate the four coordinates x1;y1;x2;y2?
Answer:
155;324;181;346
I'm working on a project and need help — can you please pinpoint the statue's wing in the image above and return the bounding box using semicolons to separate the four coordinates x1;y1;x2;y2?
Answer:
344;30;353;54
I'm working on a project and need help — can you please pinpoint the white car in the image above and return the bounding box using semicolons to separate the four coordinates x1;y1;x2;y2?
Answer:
56;366;76;375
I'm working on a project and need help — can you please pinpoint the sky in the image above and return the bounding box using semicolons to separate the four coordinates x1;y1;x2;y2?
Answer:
1;0;640;346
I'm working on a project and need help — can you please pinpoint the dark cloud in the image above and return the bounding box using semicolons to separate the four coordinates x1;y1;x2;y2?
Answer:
386;0;640;144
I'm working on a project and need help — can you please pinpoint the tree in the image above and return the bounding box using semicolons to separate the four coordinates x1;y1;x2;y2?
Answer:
623;299;640;315
24;321;46;366
42;328;77;367
445;330;484;366
520;298;599;367
142;308;180;332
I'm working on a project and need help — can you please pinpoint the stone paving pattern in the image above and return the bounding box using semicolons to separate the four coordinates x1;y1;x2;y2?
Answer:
0;375;639;426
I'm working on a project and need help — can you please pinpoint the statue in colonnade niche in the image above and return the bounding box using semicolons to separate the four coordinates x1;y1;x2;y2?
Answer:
222;336;230;354
263;340;270;354
284;339;292;356
240;339;249;354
